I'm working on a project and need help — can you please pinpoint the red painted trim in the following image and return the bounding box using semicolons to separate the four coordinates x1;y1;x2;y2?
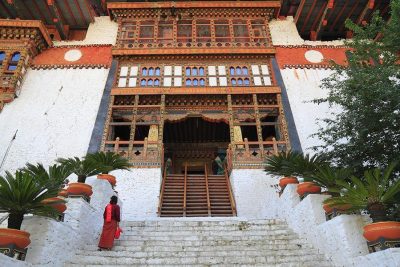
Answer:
310;2;328;31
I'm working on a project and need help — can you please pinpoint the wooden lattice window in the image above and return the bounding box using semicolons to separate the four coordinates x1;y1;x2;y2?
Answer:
140;67;161;86
7;52;20;72
233;20;250;43
215;20;231;43
196;20;211;43
0;51;5;66
158;21;173;43
139;20;154;43
251;19;268;43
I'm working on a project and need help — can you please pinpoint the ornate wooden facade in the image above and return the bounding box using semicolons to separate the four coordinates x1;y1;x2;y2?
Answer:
101;1;290;170
0;19;52;110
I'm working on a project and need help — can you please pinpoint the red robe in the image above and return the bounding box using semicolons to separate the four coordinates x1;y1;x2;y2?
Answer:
98;204;121;249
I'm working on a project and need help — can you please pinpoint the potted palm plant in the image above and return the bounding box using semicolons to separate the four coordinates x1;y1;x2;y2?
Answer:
324;162;400;247
0;165;69;256
309;166;351;215
56;156;100;199
86;151;131;187
265;150;327;196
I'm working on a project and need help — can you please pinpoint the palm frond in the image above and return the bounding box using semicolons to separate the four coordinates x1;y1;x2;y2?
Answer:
86;151;131;174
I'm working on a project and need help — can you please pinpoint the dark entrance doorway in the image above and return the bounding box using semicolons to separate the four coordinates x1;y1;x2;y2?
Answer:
163;116;230;174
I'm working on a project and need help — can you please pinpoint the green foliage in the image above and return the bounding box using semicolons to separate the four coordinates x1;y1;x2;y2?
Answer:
56;156;100;183
312;0;400;173
324;161;400;221
309;165;352;195
22;163;72;191
86;151;131;174
0;170;63;229
265;150;328;177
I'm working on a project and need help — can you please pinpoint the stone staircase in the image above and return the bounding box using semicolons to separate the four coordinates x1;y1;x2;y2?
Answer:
65;219;332;266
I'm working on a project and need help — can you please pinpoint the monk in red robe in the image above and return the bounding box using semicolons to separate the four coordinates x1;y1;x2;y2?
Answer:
98;196;121;250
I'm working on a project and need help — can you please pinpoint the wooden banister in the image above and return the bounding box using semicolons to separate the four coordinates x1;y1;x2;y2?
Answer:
158;163;168;216
224;166;237;216
204;164;211;216
183;163;187;217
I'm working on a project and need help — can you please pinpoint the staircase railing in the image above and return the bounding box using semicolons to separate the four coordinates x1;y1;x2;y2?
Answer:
204;164;211;216
183;163;187;217
224;166;237;216
157;164;168;216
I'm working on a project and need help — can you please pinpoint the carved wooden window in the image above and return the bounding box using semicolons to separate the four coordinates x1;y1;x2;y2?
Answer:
0;51;5;66
196;20;211;43
158;21;173;43
120;21;136;48
140;67;161;86
230;66;250;86
177;20;192;43
7;52;20;71
118;66;139;87
185;67;206;86
251;65;271;86
251;20;268;43
233;20;250;43
215;20;231;43
139;20;154;43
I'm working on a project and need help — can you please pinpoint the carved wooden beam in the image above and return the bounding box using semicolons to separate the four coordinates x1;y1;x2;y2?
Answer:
356;0;374;25
311;0;334;41
294;0;306;23
47;0;67;40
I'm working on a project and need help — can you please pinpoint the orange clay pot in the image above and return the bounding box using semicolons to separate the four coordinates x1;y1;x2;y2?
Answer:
97;174;116;186
66;182;93;197
322;203;352;214
296;182;321;197
363;221;400;242
0;228;31;248
42;197;67;213
279;177;299;189
58;189;68;197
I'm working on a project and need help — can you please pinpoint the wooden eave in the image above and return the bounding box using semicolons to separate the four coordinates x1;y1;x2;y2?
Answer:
111;86;281;96
112;48;276;56
0;19;52;46
107;1;281;10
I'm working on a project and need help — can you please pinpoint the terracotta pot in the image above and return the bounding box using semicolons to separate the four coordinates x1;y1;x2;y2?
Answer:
296;182;321;197
66;182;93;197
363;221;400;242
0;228;31;248
279;177;299;189
58;189;68;197
323;203;352;214
97;174;116;186
42;197;67;213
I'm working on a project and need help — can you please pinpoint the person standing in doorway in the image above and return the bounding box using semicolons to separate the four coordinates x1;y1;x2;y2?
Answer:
98;196;121;251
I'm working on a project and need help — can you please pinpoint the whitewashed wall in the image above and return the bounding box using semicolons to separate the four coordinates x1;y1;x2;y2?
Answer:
281;68;340;153
0;68;109;174
230;169;279;219
269;16;344;46
111;168;162;220
54;16;118;46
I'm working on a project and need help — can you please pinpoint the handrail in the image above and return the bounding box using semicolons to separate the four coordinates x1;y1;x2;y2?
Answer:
204;164;211;217
183;163;187;217
224;166;237;216
157;164;168;216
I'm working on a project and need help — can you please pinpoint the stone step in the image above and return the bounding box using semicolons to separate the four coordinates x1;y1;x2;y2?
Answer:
67;254;330;265
120;219;286;227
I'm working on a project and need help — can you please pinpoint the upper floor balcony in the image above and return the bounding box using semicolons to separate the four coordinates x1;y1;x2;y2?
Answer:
108;1;280;56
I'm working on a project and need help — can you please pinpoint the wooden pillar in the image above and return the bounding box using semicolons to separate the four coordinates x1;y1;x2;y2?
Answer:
253;94;263;153
128;95;139;157
158;94;166;161
227;94;236;154
277;94;291;151
100;95;115;151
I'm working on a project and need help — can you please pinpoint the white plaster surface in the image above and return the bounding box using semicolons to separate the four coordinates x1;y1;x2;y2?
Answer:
269;16;345;46
0;253;31;267
18;179;115;267
0;68;109;174
230;169;280;219
352;248;400;267
64;49;82;61
277;184;373;266
53;17;118;46
111;168;162;220
281;68;341;153
305;50;324;63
